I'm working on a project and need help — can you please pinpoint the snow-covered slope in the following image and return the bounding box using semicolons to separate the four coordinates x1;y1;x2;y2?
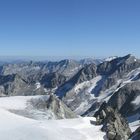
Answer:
65;65;140;116
0;96;106;140
62;67;140;116
104;56;118;62
0;95;76;120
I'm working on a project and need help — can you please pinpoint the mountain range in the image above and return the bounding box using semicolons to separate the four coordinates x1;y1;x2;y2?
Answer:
0;54;139;139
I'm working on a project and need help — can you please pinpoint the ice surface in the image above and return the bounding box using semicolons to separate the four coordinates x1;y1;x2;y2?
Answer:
0;96;106;140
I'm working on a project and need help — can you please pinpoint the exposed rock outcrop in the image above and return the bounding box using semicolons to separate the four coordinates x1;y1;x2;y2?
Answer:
55;63;97;97
0;74;28;96
94;102;132;140
96;54;140;93
40;72;67;89
0;74;46;96
108;81;140;117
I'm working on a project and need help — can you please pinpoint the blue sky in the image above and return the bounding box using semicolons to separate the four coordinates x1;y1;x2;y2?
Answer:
0;0;140;59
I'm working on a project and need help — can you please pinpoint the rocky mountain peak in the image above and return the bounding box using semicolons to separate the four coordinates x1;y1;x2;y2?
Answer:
40;72;67;89
71;63;97;84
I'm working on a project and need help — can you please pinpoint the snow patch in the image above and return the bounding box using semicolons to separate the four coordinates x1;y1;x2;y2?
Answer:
74;76;102;96
0;96;106;140
131;95;140;110
35;82;41;89
129;116;140;132
0;95;50;110
104;56;117;62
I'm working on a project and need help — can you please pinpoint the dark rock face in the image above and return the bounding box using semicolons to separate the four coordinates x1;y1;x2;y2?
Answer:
97;54;140;76
73;64;97;84
96;54;140;94
60;63;97;88
40;72;67;89
0;74;28;96
130;127;140;140
94;102;132;140
55;63;97;97
0;73;47;96
108;81;140;117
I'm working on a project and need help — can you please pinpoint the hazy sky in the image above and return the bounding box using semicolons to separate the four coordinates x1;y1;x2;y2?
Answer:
0;0;140;58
